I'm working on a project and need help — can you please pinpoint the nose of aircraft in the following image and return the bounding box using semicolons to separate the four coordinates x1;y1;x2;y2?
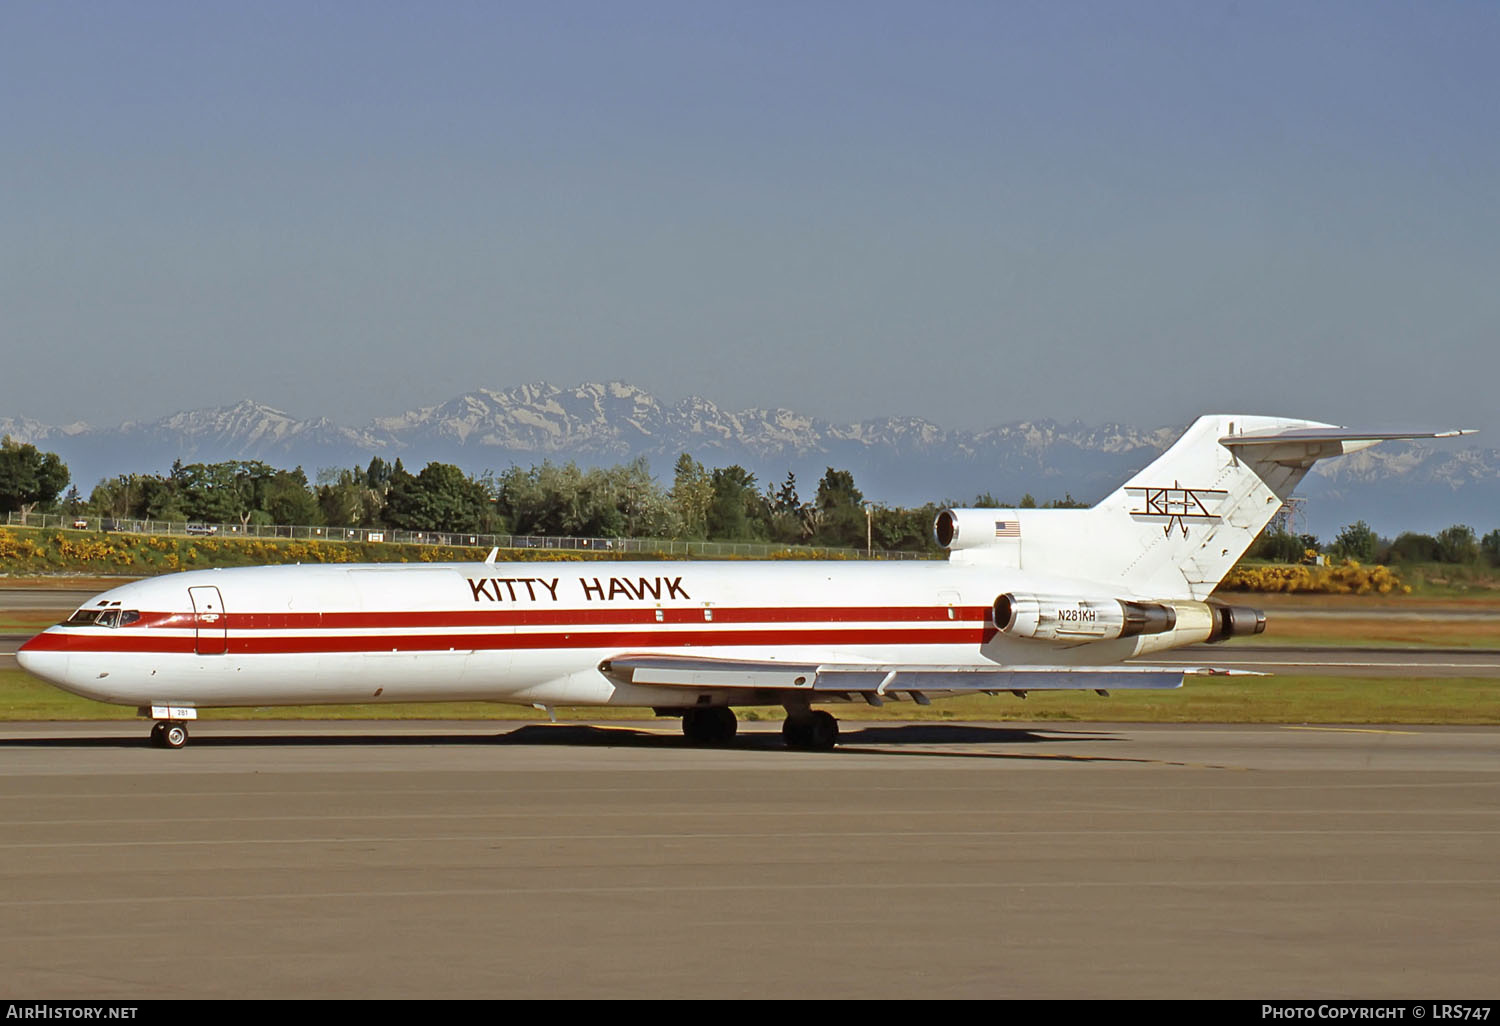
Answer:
15;631;69;685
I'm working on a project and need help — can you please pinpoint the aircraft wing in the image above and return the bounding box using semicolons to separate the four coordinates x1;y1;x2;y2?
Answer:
600;654;1255;700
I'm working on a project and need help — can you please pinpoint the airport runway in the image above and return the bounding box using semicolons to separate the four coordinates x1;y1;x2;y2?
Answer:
0;588;100;610
0;720;1495;999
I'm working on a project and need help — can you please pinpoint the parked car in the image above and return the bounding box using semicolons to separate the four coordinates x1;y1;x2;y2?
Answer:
72;517;89;529
186;524;219;536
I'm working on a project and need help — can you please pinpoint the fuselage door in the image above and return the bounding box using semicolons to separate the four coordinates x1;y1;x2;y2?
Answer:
189;586;227;656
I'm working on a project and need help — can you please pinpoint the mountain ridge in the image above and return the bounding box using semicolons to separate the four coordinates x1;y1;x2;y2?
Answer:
4;382;1493;540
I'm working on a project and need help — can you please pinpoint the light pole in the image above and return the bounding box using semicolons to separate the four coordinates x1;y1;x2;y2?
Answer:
863;502;874;559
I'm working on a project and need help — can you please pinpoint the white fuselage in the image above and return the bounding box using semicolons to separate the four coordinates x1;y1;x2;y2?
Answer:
18;559;1167;711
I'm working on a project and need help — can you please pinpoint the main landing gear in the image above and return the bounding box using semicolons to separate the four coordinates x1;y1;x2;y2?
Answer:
674;707;841;751
149;721;190;749
782;710;839;751
681;707;738;745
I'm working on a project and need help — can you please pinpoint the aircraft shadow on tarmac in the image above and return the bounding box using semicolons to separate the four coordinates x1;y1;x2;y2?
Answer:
0;722;1139;762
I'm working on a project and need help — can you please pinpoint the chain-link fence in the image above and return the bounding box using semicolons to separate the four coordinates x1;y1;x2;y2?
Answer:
4;511;934;560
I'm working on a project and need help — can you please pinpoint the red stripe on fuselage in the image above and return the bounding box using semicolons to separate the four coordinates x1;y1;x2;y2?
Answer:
24;625;993;655
98;604;993;632
236;604;989;631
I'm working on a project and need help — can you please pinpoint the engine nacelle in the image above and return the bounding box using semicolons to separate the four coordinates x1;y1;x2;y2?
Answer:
993;593;1177;643
935;508;1031;552
992;593;1266;648
1207;603;1266;643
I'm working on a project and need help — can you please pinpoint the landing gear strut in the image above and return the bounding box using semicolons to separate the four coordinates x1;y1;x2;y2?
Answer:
149;721;190;749
681;707;738;745
783;710;839;751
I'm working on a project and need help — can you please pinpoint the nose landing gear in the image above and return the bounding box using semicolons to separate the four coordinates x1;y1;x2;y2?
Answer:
149;721;190;749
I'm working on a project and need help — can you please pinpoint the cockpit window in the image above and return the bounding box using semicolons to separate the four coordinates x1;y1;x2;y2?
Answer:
62;608;140;628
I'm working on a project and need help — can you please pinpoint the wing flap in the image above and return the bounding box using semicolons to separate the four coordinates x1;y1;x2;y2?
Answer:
601;654;1256;695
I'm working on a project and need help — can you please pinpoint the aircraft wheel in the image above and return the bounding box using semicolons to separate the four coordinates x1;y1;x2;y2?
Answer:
781;717;808;748
161;722;189;749
708;707;737;743
682;708;737;745
783;711;839;751
148;722;166;748
807;710;838;750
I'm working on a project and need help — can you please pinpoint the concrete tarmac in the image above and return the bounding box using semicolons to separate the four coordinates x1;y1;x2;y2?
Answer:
0;588;100;610
1;720;1496;999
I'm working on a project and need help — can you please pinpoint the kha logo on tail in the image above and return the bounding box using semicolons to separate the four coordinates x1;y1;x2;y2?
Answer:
1127;482;1228;538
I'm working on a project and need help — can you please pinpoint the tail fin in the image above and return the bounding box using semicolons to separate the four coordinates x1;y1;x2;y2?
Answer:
941;415;1474;600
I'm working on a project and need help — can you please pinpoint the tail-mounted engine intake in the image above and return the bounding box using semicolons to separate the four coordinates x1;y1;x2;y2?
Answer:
935;508;1021;552
993;593;1266;645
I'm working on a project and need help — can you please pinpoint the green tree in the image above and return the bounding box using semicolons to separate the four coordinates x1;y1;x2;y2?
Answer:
141;475;187;522
1332;521;1379;563
669;454;713;540
1247;529;1318;563
765;471;812;544
614;458;674;538
1481;529;1500;568
811;467;865;548
496;460;668;538
365;456;394;492
0;436;70;519
316;466;387;527
261;468;323;526
872;504;944;553
385;462;496;533
88;473;155;520
815;468;863;512
168;461;247;524
1435;524;1479;564
1384;532;1439;563
771;472;801;515
707;465;766;541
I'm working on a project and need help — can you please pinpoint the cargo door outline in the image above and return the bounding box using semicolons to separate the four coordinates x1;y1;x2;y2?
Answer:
189;586;227;656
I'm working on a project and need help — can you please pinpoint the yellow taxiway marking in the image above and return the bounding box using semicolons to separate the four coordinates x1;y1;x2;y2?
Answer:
1282;726;1419;735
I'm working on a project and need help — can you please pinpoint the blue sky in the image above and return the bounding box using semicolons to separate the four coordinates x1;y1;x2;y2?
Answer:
3;1;1496;435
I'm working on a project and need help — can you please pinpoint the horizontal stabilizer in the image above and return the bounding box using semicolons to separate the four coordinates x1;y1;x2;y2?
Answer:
1222;427;1473;446
1221;426;1474;462
601;654;1256;695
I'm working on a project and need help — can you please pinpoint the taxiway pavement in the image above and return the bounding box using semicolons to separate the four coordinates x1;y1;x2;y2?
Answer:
1;720;1495;999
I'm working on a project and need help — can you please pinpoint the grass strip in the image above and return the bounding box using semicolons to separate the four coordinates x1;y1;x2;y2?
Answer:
3;668;1496;726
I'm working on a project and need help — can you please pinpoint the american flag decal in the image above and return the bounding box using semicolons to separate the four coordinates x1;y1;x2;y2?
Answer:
994;520;1020;538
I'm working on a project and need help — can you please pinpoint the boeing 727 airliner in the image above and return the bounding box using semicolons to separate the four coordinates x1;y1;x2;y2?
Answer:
17;415;1472;749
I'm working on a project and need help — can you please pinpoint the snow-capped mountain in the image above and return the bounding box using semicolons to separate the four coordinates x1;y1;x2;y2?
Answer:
7;382;1495;539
